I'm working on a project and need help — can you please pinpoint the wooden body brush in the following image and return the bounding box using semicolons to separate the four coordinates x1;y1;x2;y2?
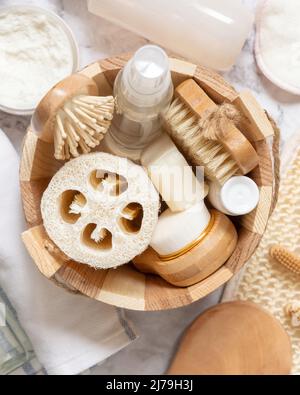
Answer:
163;79;259;184
168;301;292;375
34;74;115;160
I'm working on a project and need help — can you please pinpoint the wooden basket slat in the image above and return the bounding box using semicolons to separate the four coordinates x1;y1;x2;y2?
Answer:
21;179;51;227
22;225;64;278
188;267;233;301
225;228;262;273
234;91;275;142
248;140;274;187
57;261;109;297
193;65;238;104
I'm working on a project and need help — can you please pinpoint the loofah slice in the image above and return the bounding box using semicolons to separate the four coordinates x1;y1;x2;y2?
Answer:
41;152;160;269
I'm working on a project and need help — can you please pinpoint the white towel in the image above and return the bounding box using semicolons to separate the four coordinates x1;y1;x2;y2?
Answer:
0;130;136;375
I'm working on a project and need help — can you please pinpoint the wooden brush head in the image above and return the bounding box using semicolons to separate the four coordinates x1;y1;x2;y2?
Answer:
168;301;292;375
34;74;99;143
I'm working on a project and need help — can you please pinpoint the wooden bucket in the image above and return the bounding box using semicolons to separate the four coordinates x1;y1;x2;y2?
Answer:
20;54;279;311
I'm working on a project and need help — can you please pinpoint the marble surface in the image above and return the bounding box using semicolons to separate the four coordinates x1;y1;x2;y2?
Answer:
1;0;299;375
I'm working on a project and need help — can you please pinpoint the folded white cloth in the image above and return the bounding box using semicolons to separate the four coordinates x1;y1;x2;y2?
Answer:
0;130;136;375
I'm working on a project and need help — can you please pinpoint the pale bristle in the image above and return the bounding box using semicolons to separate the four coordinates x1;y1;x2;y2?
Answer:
69;192;86;215
54;95;115;161
164;99;240;184
91;227;108;243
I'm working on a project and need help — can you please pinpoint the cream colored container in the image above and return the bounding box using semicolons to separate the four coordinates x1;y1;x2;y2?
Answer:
208;176;260;216
88;0;253;71
150;202;211;257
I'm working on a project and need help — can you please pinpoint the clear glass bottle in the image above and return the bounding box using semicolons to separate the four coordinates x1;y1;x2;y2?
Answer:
103;45;174;162
0;290;33;375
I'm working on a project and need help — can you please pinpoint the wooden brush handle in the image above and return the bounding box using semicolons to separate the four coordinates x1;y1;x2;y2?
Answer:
35;74;99;143
133;210;238;287
221;122;260;174
176;78;217;117
176;79;259;174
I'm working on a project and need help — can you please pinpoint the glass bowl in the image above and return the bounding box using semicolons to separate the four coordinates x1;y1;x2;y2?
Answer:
0;5;80;116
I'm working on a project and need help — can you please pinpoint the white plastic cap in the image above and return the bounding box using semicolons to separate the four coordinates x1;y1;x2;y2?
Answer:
121;45;172;105
209;176;260;216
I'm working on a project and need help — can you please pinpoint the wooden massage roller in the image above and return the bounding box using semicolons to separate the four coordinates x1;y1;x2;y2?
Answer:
34;74;114;161
164;79;259;184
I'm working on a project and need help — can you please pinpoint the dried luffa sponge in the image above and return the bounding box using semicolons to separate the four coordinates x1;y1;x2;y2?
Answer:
269;245;300;275
41;152;160;269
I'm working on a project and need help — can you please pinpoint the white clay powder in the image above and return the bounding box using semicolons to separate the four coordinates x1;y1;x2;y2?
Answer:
0;8;74;111
258;0;300;90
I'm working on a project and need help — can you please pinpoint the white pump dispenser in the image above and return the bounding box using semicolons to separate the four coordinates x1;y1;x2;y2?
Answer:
104;45;174;161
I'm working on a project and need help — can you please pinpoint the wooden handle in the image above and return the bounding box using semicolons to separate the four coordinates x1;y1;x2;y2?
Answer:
175;79;217;117
221;122;259;174
133;210;238;287
34;74;99;143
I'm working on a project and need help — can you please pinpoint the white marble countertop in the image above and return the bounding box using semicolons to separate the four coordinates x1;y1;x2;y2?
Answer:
1;0;300;375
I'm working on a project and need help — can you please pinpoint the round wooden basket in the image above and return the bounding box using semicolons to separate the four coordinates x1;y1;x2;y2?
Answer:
20;54;279;311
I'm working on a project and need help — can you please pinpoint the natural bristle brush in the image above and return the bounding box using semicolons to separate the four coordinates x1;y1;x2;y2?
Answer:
163;79;259;184
34;74;115;161
54;95;114;160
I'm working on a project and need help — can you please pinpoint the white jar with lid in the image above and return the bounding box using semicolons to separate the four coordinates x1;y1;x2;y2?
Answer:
208;177;260;216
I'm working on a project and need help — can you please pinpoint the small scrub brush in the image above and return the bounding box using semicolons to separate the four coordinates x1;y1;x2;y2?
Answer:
163;79;259;185
269;245;300;275
54;95;115;161
35;73;115;161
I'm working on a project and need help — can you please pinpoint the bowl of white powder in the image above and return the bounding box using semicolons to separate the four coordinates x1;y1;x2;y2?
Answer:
255;0;300;95
0;5;79;115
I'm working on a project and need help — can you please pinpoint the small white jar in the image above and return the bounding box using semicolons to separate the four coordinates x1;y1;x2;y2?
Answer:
208;176;260;216
150;202;211;257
